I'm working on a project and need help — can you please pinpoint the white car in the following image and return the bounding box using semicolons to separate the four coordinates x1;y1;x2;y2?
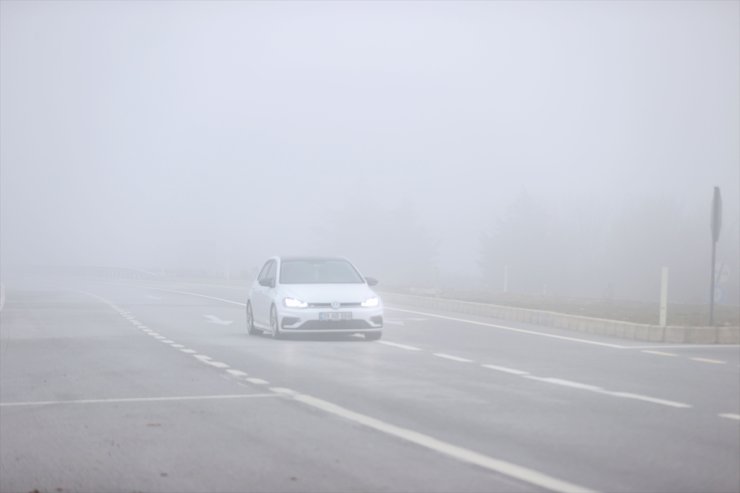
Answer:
246;256;383;340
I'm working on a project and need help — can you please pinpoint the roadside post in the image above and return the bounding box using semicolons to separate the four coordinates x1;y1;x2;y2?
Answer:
709;186;722;326
659;267;668;327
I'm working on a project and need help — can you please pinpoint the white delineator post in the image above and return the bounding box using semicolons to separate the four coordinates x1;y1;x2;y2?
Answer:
659;267;669;327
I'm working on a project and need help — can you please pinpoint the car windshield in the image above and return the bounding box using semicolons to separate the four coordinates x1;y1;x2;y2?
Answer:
279;259;364;284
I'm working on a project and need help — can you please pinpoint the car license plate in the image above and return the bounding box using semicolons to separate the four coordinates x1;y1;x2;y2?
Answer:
319;312;352;321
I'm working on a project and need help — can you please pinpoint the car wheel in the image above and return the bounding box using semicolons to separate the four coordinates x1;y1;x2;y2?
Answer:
364;332;382;341
270;305;283;340
246;302;260;335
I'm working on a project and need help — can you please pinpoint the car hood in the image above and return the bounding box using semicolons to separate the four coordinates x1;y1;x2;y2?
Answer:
279;283;378;304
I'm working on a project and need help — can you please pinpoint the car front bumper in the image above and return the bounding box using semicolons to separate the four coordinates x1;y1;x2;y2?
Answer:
278;306;383;334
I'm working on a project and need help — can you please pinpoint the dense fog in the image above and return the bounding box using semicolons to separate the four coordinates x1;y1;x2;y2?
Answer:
1;1;738;304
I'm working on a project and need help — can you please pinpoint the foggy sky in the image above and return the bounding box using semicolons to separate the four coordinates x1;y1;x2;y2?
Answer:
1;1;738;302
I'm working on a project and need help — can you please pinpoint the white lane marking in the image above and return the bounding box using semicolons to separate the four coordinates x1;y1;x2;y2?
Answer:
204;314;234;326
433;353;473;363
269;387;298;397
205;361;230;369
642;350;678;357
377;340;422;351
193;354;212;363
524;376;691;409
628;344;740;349
719;413;740;421
524;377;601;392
690;357;726;364
170;344;185;348
287;392;597;493
162;339;175;344
226;369;249;378
180;349;197;354
386;307;625;349
152;335;166;340
148;332;161;337
246;378;269;385
482;364;530;376
0;393;280;407
147;287;246;306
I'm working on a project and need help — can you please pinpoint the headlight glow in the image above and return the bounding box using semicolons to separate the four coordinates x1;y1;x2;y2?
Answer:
284;297;308;308
361;297;379;308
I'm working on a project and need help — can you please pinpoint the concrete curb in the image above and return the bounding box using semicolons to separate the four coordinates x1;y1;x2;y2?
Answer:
381;292;740;344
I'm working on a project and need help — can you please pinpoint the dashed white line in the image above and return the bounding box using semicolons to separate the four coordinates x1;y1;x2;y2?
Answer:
433;353;473;363
245;378;269;385
482;364;530;376
719;413;740;421
170;344;185;348
641;350;678;357
205;361;230;369
194;354;212;363
524;376;691;409
690;357;726;365
180;349;197;354
377;341;422;351
162;339;175;344
226;369;249;378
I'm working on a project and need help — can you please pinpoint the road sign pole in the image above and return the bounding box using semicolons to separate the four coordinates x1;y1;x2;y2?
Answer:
659;267;668;327
709;186;722;326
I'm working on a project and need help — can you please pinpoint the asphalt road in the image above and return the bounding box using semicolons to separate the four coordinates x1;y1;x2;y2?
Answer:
1;277;739;493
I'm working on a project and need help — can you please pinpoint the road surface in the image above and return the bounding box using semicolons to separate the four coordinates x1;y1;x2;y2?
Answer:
1;277;738;493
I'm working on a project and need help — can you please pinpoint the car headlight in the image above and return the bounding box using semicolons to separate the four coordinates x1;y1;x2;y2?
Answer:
361;297;379;308
284;297;308;308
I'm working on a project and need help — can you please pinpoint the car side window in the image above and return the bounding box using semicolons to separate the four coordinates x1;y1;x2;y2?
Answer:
257;261;272;283
265;261;277;283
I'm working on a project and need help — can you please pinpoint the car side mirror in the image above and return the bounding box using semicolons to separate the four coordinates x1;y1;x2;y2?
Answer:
259;278;275;288
365;277;378;286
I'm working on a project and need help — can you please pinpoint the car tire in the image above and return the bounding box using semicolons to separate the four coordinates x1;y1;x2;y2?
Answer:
246;302;260;335
270;305;283;340
364;332;382;341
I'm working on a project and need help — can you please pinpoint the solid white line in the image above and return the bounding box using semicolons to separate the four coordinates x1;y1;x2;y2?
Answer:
719;413;740;421
386;307;625;349
147;287;246;306
482;364;530;376
0;393;281;407
523;376;691;409
226;369;249;378
288;392;597;493
377;340;422;351
246;378;269;385
628;344;740;349
433;353;473;363
641;350;678;357
690;357;726;364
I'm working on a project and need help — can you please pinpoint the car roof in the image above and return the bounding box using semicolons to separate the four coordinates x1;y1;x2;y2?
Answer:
278;256;349;262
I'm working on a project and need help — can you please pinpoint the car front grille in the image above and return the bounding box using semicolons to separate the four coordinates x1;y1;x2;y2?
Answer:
307;302;362;308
